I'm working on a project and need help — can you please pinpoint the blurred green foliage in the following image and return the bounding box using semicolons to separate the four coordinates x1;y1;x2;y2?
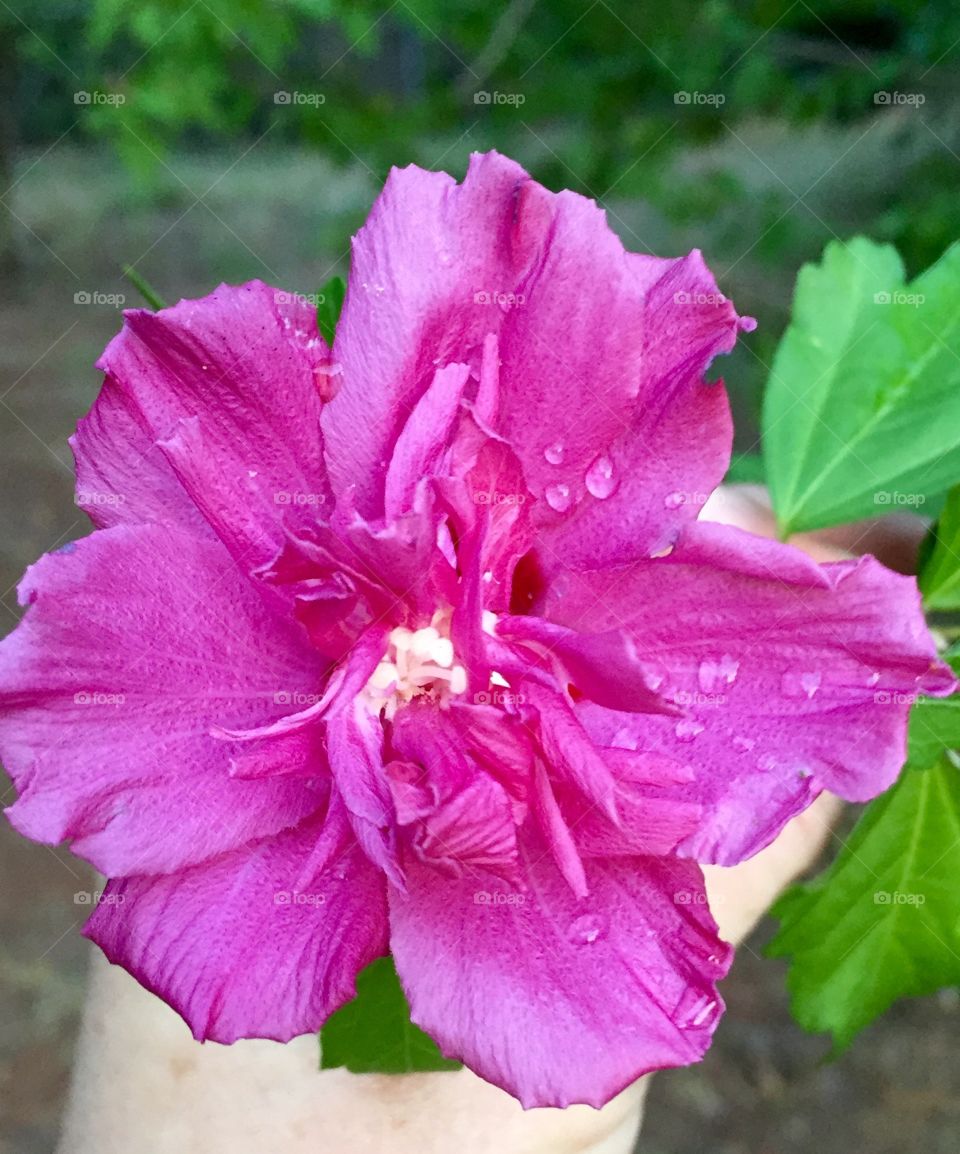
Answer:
4;0;960;266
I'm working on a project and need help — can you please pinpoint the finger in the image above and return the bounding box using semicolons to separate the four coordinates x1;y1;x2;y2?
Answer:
703;791;844;945
704;483;927;573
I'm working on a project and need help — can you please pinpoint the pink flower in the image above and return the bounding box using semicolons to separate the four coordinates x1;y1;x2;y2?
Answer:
0;152;951;1108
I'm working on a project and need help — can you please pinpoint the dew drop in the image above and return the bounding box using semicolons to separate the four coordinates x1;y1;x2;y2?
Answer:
698;655;740;693
664;490;686;509
782;670;822;699
674;989;718;1030
866;670;881;687
757;753;778;772
733;735;756;753
612;727;639;751
544;441;565;465
568;913;608;945
585;455;617;500
545;483;573;513
675;719;705;743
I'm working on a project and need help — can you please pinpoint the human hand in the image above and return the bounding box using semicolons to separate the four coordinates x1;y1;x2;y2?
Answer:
58;485;920;1154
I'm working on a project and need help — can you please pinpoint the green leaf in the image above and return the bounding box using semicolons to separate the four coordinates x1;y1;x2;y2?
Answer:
121;263;167;310
907;649;960;769
919;485;960;611
319;955;461;1074
763;237;960;535
724;452;766;485
767;759;960;1050
316;275;346;347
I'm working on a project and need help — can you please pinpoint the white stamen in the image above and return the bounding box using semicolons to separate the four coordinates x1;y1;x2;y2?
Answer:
362;610;470;718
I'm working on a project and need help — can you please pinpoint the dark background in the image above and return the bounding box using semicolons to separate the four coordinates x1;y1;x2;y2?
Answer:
1;1;959;1149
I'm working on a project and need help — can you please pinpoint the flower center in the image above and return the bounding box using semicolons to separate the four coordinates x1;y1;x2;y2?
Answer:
361;611;468;718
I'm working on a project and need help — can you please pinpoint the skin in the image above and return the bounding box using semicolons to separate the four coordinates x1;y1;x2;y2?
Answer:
57;486;919;1154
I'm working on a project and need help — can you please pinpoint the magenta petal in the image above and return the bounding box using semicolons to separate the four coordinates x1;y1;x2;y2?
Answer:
384;361;471;520
322;152;528;512
0;525;327;875
538;521;953;863
84;810;388;1043
569;750;703;858
528;253;738;572
389;704;518;875
389;833;731;1108
324;700;402;886
78;281;331;571
498;614;676;714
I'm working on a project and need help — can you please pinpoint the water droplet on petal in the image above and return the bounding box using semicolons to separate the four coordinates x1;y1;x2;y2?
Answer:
545;483;573;513
568;913;608;945
674;989;719;1030
675;719;705;743
782;670;822;699
757;753;778;772
544;441;565;465
585;455;617;499
867;670;880;687
733;735;756;753
697;656;737;693
664;491;686;509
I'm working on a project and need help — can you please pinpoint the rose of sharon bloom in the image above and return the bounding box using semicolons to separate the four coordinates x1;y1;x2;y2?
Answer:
0;152;952;1109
